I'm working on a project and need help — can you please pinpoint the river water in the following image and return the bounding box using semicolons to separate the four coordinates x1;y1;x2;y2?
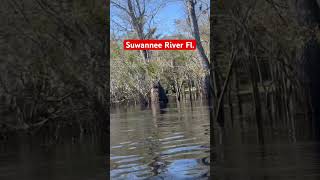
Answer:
111;99;320;180
110;100;210;179
1;100;320;179
0;134;106;180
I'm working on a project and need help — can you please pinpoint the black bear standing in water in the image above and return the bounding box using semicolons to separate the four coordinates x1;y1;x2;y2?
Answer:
150;81;168;105
157;82;169;104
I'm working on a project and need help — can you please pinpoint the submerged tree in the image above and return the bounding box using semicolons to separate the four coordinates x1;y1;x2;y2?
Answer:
208;0;320;141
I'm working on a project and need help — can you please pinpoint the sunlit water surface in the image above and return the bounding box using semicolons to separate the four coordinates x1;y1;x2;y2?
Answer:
110;100;210;179
111;98;320;180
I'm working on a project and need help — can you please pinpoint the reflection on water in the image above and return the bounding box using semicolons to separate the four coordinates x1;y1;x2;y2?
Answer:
211;102;320;180
110;100;210;179
0;135;106;180
112;99;320;180
212;141;320;180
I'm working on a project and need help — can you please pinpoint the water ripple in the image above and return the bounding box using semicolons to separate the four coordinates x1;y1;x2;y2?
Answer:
110;103;210;179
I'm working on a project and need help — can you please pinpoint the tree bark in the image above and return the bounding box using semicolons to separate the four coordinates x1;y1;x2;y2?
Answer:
186;0;210;69
127;0;149;62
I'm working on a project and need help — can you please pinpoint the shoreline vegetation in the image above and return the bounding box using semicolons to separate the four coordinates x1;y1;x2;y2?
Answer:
2;0;320;144
0;0;108;139
111;0;210;107
112;0;320;140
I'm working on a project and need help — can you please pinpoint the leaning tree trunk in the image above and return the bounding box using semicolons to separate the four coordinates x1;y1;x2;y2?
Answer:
187;0;225;125
186;0;212;97
186;0;210;70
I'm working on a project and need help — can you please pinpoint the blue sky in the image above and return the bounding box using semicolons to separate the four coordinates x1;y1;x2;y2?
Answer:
111;0;187;37
154;1;186;35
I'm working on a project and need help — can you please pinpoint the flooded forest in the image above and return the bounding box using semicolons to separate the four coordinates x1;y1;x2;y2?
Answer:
0;0;108;138
0;1;107;179
1;0;320;179
110;0;320;179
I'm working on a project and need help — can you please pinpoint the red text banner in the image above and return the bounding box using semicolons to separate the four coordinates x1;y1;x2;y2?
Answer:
123;40;196;50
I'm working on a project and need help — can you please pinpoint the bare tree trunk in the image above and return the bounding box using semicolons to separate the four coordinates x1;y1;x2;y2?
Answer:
214;52;236;126
248;56;263;143
210;0;225;126
186;0;210;70
127;0;149;62
233;65;243;116
227;84;234;126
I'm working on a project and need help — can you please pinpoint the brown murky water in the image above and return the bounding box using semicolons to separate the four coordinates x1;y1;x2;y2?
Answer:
1;100;320;179
110;100;210;179
111;98;320;180
0;135;106;180
211;101;320;180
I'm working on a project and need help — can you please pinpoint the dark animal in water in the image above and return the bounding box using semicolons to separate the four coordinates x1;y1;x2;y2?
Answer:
150;81;168;104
